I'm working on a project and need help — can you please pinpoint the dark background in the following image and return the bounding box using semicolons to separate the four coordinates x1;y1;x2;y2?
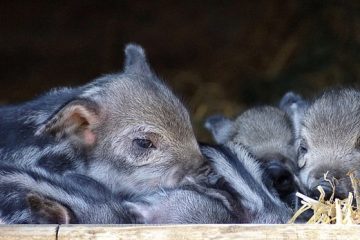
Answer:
1;1;359;140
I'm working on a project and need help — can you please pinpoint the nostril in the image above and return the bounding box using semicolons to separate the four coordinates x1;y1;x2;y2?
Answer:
274;173;294;194
275;172;292;187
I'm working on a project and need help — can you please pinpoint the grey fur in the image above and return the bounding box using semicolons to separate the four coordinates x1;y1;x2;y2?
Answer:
126;187;238;224
202;143;292;223
0;164;236;224
0;44;206;195
298;89;360;198
206;107;296;168
279;91;309;138
205;106;303;208
0;164;135;224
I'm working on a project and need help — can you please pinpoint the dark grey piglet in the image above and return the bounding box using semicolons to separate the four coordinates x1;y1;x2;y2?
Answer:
201;143;292;223
205;106;302;209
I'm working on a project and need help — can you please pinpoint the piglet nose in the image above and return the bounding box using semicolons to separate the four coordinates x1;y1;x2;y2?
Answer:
266;161;295;194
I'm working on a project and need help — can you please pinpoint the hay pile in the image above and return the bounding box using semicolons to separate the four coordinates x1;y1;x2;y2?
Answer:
289;173;360;224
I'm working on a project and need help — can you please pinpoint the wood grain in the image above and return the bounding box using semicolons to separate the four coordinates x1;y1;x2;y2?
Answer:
0;225;57;240
57;224;360;240
1;224;359;240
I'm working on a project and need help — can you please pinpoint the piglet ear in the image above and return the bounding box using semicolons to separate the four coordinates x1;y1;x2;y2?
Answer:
204;115;234;144
279;91;309;138
279;91;308;115
26;193;72;224
35;99;99;147
124;43;152;76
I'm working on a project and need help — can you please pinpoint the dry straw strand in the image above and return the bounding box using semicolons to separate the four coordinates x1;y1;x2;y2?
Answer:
290;173;360;224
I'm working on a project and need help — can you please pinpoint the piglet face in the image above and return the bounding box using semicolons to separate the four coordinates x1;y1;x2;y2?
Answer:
298;89;360;199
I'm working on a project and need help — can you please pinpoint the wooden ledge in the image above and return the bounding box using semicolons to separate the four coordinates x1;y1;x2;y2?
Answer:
0;225;58;240
0;224;359;240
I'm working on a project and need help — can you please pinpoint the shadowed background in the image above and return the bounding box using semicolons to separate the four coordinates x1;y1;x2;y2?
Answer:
1;1;359;141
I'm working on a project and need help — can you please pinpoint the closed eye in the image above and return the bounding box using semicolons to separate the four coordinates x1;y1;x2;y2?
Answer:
133;138;156;149
355;136;360;149
297;138;308;157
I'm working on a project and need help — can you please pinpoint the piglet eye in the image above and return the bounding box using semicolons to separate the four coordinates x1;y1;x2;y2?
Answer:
298;145;308;155
297;138;308;157
133;139;155;149
355;137;360;149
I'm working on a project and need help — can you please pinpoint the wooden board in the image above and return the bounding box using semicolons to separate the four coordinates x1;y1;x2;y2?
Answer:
0;225;58;240
1;224;360;240
57;224;360;240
